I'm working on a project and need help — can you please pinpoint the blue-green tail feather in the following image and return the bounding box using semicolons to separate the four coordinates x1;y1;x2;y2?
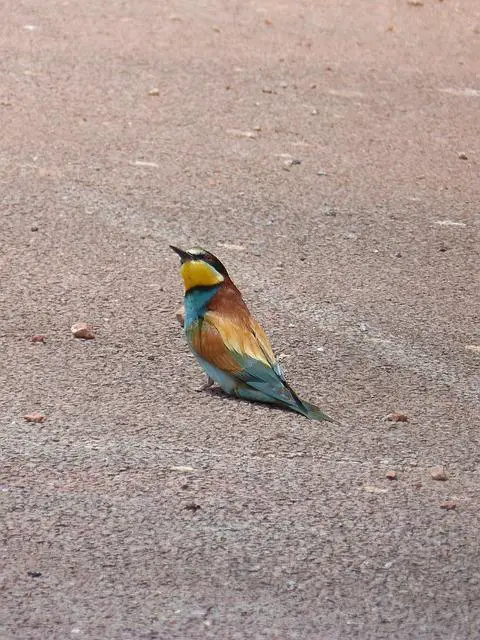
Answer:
294;399;335;422
235;381;334;423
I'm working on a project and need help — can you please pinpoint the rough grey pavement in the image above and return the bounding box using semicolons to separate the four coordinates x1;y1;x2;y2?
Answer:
1;1;479;638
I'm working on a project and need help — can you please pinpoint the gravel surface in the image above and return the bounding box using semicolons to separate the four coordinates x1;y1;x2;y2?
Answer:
1;1;479;638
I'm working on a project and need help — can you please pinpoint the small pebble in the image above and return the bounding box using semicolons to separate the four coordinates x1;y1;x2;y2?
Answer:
31;335;46;343
440;501;456;511
176;305;185;327
384;412;409;423
148;88;160;96
184;503;201;512
71;323;95;340
458;152;468;160
31;225;39;232
430;466;448;481
283;159;301;169
386;470;397;480
24;413;45;423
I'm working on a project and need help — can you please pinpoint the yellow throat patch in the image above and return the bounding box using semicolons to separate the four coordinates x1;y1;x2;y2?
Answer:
180;260;224;291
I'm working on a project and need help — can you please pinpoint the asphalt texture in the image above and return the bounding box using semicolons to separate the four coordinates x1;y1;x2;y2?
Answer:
1;1;480;638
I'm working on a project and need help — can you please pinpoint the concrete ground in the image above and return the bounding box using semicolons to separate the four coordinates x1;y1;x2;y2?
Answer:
1;0;479;638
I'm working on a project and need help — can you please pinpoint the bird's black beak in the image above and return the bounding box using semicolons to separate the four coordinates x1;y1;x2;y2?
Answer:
169;245;191;262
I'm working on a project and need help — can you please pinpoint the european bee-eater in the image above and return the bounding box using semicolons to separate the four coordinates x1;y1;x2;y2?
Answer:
170;245;334;422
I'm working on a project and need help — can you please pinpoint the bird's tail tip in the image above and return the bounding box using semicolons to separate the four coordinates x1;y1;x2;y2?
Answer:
300;400;337;423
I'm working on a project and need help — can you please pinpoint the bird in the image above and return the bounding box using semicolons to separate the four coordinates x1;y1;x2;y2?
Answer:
170;245;334;422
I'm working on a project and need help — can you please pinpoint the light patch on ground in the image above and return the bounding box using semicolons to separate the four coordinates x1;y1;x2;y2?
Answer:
434;220;466;227
439;88;480;97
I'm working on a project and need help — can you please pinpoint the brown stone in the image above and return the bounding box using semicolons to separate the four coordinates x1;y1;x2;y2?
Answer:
24;413;45;423
71;323;95;340
384;413;409;423
430;466;448;481
440;501;456;511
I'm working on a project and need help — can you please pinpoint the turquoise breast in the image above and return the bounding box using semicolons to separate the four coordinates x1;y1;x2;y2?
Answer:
183;285;220;328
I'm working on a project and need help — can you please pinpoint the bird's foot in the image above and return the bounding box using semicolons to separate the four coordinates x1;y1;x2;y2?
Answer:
194;376;215;392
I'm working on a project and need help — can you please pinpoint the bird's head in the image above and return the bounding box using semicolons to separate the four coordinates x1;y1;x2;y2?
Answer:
170;245;229;292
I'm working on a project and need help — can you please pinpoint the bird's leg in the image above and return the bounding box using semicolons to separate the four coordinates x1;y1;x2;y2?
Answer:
195;376;215;392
